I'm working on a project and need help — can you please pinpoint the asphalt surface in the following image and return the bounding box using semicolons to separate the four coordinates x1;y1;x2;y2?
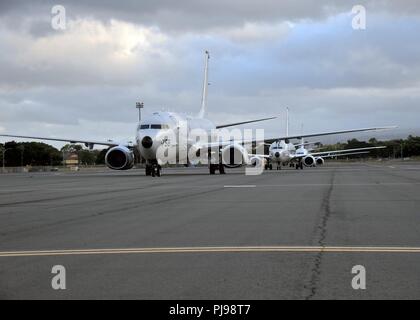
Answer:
0;162;419;299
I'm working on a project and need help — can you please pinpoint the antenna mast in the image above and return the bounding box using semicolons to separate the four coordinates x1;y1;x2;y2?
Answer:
198;50;210;118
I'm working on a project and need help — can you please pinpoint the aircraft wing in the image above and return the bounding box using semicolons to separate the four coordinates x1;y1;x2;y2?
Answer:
265;126;396;143
311;146;387;157
196;126;395;150
0;134;120;149
248;153;270;158
294;141;321;147
216;117;276;129
320;151;370;158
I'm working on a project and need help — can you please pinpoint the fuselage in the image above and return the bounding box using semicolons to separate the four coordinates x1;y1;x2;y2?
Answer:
269;140;296;164
136;111;216;165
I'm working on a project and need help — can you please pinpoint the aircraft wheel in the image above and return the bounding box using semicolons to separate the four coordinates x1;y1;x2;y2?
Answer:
145;165;152;176
219;164;226;174
209;164;216;175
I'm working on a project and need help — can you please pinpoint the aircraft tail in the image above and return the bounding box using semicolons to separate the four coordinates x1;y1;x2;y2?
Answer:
198;50;210;119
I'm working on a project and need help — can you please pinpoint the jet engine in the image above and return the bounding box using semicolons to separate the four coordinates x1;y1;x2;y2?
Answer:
221;144;249;168
303;155;316;167
315;157;325;166
105;146;135;170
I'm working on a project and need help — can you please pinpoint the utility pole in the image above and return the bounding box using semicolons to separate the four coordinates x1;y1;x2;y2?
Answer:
2;148;11;172
401;141;404;160
19;145;24;167
136;102;144;122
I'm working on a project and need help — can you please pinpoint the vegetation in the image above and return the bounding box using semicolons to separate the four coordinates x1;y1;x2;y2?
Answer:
2;136;420;167
316;136;420;159
0;142;103;167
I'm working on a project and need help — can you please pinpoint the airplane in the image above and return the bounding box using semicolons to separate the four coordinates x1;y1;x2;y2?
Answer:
0;51;396;177
265;108;388;170
291;144;387;169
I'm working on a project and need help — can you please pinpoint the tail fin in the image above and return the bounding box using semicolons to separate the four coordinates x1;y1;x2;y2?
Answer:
198;50;210;119
301;123;304;145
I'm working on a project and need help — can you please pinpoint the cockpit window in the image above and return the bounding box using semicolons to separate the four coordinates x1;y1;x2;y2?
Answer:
140;124;149;129
150;124;170;129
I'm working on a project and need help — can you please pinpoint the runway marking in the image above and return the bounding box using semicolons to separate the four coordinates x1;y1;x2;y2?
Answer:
1;246;420;257
224;185;256;188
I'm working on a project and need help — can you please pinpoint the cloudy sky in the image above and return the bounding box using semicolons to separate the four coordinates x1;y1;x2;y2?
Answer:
1;0;419;147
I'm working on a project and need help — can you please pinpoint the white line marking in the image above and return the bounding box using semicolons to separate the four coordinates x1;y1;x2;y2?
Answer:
1;246;420;257
224;185;256;188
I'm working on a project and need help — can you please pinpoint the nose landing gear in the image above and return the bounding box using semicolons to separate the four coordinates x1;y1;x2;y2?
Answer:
145;163;162;177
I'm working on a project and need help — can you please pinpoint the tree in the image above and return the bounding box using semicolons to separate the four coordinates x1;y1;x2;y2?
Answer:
78;149;99;165
61;144;83;153
2;141;62;166
95;148;109;165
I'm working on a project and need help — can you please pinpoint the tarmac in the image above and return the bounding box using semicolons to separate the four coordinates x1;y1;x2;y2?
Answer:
0;162;419;299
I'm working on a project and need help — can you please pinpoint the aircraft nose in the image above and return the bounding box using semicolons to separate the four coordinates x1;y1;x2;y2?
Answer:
141;136;153;149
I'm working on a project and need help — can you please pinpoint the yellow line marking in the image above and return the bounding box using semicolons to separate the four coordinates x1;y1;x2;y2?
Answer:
0;246;420;257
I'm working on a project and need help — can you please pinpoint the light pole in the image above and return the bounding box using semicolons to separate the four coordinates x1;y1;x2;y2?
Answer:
2;148;12;172
136;102;144;122
62;150;66;167
401;141;404;160
19;145;24;167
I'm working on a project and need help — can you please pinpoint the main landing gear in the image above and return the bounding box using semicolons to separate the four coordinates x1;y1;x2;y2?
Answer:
264;163;273;170
145;163;162;177
209;163;225;175
295;162;304;170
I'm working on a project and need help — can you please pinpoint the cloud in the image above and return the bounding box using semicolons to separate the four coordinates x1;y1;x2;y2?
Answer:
0;19;173;87
0;1;419;147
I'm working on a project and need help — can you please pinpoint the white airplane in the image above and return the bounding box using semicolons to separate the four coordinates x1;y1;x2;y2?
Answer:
266;108;388;170
0;51;395;177
268;138;387;170
291;144;387;169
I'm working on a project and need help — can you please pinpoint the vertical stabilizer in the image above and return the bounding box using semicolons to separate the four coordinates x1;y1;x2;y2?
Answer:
198;50;210;119
301;123;304;146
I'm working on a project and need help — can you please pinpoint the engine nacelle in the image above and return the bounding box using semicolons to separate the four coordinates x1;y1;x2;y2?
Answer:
221;144;249;168
303;155;316;167
315;157;325;166
105;146;135;170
